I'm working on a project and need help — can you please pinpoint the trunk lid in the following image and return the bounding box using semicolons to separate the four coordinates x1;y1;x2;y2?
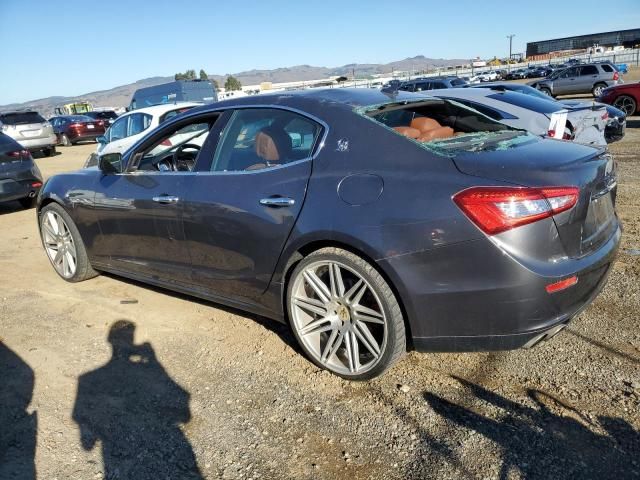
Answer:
452;135;617;258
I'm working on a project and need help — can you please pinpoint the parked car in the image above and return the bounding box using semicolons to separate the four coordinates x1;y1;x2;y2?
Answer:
526;67;551;78
471;82;626;143
0;111;57;157
49;115;106;146
505;69;527;80
597;82;640;116
430;88;607;146
399;76;467;92
0;132;43;208
37;88;620;379
530;62;623;97
83;110;119;128
85;102;201;167
477;71;499;82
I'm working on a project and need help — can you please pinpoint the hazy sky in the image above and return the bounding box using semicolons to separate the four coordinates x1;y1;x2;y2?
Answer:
1;0;639;104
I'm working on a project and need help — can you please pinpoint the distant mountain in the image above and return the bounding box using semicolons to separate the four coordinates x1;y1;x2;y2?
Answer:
1;56;469;116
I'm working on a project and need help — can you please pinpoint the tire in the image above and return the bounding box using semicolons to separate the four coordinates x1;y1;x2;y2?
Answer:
613;95;637;116
61;134;72;147
286;247;406;380
43;146;56;157
592;83;607;98
19;196;36;209
39;203;98;282
539;87;553;97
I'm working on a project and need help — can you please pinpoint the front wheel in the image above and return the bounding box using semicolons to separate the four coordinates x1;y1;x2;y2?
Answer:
539;87;553;97
287;247;406;380
39;203;98;282
613;95;637;116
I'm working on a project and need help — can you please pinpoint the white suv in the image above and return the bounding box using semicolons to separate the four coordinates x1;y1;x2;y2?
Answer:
87;103;201;165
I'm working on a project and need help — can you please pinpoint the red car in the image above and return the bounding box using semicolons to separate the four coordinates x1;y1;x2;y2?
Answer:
50;115;106;146
597;83;640;116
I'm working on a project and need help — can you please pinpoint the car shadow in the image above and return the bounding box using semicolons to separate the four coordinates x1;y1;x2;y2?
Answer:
0;201;29;215
100;271;304;356
625;118;640;129
0;341;37;480
424;376;640;479
72;319;203;479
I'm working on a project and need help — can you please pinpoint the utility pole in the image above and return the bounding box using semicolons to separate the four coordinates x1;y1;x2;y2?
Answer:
506;34;515;71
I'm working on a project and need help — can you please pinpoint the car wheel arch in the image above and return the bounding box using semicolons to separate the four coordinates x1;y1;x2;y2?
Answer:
279;239;415;349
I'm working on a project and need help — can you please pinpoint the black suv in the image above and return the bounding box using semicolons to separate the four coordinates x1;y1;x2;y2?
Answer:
399;76;467;92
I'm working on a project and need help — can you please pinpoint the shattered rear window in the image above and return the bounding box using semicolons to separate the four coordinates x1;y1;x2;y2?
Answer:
355;99;533;156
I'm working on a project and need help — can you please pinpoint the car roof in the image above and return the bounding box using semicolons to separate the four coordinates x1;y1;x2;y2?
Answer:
192;88;435;112
126;102;203;117
0;110;39;116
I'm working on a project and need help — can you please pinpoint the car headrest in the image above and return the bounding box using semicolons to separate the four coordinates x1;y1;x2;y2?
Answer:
410;117;442;132
255;126;292;163
418;126;454;142
393;126;421;139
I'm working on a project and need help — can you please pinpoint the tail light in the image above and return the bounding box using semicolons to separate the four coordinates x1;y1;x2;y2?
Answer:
546;275;578;293
70;123;83;128
31;181;43;188
7;149;31;160
601;112;609;120
613;72;619;81
453;186;579;235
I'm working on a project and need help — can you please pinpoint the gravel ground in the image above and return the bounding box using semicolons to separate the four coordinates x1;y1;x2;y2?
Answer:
1;95;639;479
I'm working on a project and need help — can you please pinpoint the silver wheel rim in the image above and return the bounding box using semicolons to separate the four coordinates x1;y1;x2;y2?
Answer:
594;86;603;97
41;211;77;278
290;260;388;375
614;96;635;116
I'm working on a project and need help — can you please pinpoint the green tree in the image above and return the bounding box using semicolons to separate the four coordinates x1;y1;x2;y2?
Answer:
174;69;197;81
199;69;208;80
211;79;219;89
224;75;242;91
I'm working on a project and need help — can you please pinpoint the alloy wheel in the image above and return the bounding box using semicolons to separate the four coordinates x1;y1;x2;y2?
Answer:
613;96;636;116
290;260;388;375
41;210;77;278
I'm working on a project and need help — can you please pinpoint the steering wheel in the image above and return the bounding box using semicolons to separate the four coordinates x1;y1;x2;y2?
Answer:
172;143;201;171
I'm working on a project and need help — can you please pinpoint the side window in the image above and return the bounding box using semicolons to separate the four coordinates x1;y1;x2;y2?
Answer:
128;113;152;136
580;65;598;76
210;109;322;172
600;64;613;73
414;82;429;92
431;82;447;90
109;117;128;142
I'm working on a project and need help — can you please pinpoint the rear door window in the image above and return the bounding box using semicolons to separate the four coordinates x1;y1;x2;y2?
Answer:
580;65;598;76
600;64;614;73
431;82;447;90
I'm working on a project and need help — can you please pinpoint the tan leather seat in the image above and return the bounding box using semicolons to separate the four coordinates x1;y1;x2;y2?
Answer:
417;126;455;142
410;117;441;132
393;126;421;139
246;127;293;170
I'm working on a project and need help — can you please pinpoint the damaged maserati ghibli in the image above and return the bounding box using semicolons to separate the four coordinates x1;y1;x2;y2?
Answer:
36;88;620;379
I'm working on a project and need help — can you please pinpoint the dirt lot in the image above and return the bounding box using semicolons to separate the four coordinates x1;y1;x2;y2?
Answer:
2;94;640;479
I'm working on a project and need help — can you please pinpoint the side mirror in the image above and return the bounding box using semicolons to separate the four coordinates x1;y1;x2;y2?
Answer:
99;153;123;174
96;135;108;144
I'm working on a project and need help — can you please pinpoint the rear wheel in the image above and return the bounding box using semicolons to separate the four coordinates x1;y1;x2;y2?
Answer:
61;134;71;147
287;247;406;380
43;146;56;157
592;83;607;97
539;87;553;97
39;203;98;282
613;95;637;116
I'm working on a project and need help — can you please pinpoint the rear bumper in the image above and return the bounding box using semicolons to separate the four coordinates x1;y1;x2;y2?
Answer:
67;131;102;142
18;134;57;150
0;177;42;203
378;224;621;352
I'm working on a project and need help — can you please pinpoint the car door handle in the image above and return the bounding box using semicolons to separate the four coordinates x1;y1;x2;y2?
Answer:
260;197;295;207
152;195;180;204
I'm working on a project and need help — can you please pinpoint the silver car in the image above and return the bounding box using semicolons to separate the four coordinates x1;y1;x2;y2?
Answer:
0;111;57;157
430;88;607;146
530;63;622;98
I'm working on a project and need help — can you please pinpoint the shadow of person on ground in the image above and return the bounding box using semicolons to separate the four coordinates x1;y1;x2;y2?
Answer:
72;320;203;480
0;341;37;480
425;376;640;479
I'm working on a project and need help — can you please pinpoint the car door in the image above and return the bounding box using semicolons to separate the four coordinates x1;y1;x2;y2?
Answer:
92;114;220;285
181;107;324;301
577;65;599;93
556;67;579;95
